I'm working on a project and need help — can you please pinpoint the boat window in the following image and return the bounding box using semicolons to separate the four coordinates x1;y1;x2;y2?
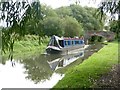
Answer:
72;41;74;45
59;40;64;47
75;40;79;45
80;40;84;44
54;39;58;47
64;40;71;46
49;38;59;47
64;41;67;46
67;41;71;45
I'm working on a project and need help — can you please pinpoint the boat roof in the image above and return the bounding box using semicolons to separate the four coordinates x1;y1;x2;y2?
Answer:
64;38;82;40
53;35;83;41
53;35;63;40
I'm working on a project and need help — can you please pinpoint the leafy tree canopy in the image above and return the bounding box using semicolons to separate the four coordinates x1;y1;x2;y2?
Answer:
55;6;72;18
0;1;43;60
62;16;83;37
41;4;57;18
43;16;64;37
55;4;105;31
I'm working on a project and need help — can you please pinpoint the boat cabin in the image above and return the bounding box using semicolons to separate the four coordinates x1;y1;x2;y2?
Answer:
48;35;84;48
46;35;84;54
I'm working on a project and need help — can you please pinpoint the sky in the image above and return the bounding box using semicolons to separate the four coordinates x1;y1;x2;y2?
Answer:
39;0;102;9
0;0;102;27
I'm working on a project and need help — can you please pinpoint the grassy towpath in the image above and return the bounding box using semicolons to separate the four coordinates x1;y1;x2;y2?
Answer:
53;41;118;88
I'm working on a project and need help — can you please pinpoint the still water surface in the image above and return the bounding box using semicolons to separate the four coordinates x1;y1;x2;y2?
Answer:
0;51;84;89
0;60;64;88
0;43;104;88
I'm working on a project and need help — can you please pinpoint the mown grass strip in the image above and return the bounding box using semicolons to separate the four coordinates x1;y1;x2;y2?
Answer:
53;41;118;88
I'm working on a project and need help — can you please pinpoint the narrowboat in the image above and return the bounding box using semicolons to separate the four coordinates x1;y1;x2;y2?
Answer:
46;35;85;54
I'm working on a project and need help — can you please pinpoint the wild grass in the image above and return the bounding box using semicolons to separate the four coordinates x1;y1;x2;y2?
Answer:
2;35;50;60
53;41;118;88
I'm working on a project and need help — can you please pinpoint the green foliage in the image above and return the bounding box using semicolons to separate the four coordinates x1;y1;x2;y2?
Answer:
2;35;49;60
68;5;104;31
98;1;120;20
104;25;109;31
97;36;105;42
0;1;30;56
23;2;43;36
41;4;57;17
89;35;105;43
55;5;104;31
109;20;119;38
43;16;64;36
62;16;83;37
98;0;120;40
53;42;118;88
55;6;72;17
0;1;43;60
85;6;105;29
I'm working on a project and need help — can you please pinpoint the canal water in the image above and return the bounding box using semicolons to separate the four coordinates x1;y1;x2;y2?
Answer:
0;43;104;89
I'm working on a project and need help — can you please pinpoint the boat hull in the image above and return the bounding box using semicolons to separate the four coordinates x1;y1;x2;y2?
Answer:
46;45;84;55
46;47;62;54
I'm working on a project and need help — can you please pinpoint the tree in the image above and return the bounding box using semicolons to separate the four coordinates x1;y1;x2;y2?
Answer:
0;1;29;60
55;6;72;18
98;0;120;38
23;2;43;36
0;1;43;60
43;16;64;36
41;4;57;18
85;6;105;30
109;20;119;38
62;16;83;37
69;4;104;31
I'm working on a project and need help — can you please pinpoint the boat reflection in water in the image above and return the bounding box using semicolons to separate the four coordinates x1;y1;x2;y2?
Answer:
47;50;84;71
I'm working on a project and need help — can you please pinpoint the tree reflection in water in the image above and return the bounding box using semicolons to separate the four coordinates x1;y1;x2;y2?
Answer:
21;55;53;84
21;51;84;84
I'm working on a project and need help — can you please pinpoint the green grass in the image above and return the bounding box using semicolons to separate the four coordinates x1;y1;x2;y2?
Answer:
2;35;50;60
53;41;118;88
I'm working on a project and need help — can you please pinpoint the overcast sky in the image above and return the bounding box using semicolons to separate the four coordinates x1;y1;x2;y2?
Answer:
0;0;103;27
39;0;102;9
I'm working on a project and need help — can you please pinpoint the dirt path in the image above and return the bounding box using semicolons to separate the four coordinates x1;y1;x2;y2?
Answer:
93;64;120;88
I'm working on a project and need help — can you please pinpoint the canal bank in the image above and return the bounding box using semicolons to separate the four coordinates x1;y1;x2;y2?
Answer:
53;41;118;88
2;35;49;61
